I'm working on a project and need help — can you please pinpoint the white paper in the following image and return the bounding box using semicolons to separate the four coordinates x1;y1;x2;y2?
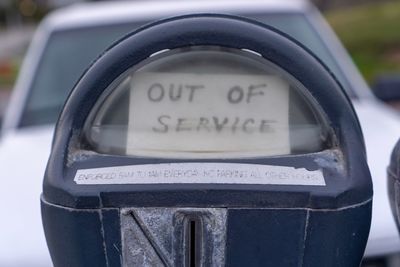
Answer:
127;72;289;156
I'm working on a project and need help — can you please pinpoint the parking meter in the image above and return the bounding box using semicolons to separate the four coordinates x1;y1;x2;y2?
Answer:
41;15;372;267
388;139;400;232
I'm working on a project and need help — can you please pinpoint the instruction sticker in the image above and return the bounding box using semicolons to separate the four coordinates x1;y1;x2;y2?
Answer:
127;72;289;156
74;163;325;186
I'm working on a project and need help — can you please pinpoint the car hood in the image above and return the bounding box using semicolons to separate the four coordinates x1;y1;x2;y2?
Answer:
354;99;400;257
0;99;399;264
0;126;54;266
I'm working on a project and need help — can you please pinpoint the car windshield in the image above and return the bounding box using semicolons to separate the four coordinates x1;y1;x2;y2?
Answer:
20;13;353;127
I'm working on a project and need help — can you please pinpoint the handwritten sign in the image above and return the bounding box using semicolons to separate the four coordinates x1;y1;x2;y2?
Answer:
127;72;289;156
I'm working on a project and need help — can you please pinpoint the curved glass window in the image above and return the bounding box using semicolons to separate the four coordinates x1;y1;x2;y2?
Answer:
83;46;333;158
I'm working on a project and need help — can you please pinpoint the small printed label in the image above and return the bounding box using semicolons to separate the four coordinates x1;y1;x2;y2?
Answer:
74;163;325;186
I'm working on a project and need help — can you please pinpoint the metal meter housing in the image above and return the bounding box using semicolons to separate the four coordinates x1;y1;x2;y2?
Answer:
41;14;372;267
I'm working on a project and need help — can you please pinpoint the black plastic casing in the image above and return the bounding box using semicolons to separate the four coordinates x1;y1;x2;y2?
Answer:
41;15;373;267
388;139;400;232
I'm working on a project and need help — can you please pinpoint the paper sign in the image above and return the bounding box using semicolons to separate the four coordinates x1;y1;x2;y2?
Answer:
127;72;289;156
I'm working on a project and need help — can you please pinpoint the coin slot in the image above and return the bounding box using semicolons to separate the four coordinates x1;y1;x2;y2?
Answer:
186;218;202;267
190;220;196;267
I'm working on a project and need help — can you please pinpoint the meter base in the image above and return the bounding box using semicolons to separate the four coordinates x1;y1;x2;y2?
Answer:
41;197;371;267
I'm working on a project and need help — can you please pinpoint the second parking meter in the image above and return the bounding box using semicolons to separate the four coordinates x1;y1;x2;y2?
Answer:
388;139;400;232
41;15;373;267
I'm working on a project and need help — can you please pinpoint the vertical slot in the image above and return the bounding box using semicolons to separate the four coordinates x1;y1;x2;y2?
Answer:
185;218;202;267
189;220;196;267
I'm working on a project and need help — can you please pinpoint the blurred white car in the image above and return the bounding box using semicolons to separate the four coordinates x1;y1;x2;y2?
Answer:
1;0;400;266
